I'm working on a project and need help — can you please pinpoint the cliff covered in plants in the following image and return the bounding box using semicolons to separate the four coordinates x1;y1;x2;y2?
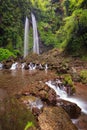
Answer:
0;0;87;60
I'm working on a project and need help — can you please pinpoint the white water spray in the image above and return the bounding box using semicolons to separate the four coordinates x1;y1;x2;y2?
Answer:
0;63;3;70
31;13;39;54
46;80;87;114
10;62;18;70
24;17;29;58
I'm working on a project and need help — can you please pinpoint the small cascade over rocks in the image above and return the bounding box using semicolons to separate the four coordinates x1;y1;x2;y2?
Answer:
0;63;3;70
28;62;48;71
46;79;87;114
9;62;49;72
20;95;43;110
10;62;26;70
46;79;69;97
10;62;18;70
21;62;26;69
45;64;48;71
28;62;36;70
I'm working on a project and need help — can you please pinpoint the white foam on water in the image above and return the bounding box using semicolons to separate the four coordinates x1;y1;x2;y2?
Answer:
0;63;3;70
10;62;18;70
46;80;87;114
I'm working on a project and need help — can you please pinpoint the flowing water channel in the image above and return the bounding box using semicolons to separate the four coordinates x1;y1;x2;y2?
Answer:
0;69;87;129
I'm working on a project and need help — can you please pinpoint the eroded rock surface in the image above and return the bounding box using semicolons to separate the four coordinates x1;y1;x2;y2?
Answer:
57;99;81;119
38;106;78;130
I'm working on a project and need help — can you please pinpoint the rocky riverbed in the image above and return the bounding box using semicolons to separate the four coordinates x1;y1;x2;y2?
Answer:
0;49;87;130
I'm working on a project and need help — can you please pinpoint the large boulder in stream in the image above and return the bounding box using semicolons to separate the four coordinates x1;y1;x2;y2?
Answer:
22;82;57;105
38;106;78;130
57;99;81;119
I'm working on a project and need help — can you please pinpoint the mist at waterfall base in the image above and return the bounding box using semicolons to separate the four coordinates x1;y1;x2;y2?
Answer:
46;80;87;115
24;13;39;57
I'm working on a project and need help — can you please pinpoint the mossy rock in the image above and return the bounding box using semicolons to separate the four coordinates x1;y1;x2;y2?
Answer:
0;97;37;130
63;74;76;94
80;70;87;84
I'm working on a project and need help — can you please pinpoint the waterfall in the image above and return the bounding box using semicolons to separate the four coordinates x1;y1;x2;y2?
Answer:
24;17;29;58
31;13;39;54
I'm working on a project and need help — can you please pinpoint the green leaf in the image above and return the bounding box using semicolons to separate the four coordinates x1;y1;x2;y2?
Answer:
24;121;34;130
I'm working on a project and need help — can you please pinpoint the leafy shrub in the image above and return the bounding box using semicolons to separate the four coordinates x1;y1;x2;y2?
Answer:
13;49;21;56
80;70;87;84
63;74;73;85
0;48;16;61
59;9;87;56
24;121;34;130
63;74;76;94
38;22;58;47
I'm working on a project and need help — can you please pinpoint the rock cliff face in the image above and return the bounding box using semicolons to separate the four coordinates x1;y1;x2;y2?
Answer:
39;41;54;54
38;106;78;130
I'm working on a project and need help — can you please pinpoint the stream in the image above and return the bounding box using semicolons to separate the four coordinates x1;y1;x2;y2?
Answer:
0;69;87;129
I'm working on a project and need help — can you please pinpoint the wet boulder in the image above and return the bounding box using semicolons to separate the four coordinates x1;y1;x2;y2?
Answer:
3;60;13;69
38;106;78;130
57;62;69;74
57;99;81;119
47;89;57;105
24;82;57;105
19;95;43;110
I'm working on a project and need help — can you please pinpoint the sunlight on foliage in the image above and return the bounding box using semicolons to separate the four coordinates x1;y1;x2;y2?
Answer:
24;121;34;130
31;0;50;11
0;48;16;61
63;74;76;94
80;70;87;84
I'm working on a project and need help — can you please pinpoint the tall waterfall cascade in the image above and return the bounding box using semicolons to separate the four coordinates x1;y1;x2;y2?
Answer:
24;17;29;58
31;13;39;54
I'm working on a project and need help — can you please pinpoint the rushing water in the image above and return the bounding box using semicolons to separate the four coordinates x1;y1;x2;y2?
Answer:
46;80;87;114
24;17;29;58
31;13;39;54
0;63;3;70
10;62;18;70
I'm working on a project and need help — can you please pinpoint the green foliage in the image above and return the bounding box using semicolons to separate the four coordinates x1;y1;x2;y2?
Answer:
0;0;87;57
63;74;76;93
6;38;13;51
0;48;16;61
80;70;87;84
56;7;87;56
63;74;73;86
0;0;31;53
31;0;50;11
39;22;58;46
81;55;87;61
13;50;21;56
16;35;23;53
62;0;70;16
24;121;34;130
62;0;86;16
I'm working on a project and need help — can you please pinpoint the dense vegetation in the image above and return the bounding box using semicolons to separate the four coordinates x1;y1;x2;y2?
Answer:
0;0;87;60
